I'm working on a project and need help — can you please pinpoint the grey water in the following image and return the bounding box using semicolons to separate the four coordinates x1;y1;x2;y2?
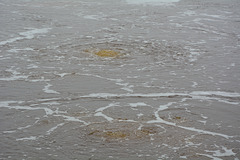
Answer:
0;0;240;159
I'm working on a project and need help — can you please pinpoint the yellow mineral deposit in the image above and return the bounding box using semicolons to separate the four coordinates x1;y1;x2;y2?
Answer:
95;49;119;57
104;131;128;139
174;116;181;120
88;127;158;140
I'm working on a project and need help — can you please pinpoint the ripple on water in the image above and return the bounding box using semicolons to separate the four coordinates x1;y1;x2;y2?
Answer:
57;39;200;66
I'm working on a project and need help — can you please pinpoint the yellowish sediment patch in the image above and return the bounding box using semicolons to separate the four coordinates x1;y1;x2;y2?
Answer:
88;127;159;140
95;50;119;57
174;116;181;120
105;131;128;138
84;49;121;57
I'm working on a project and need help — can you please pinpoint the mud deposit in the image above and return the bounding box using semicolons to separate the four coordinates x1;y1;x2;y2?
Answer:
0;0;240;159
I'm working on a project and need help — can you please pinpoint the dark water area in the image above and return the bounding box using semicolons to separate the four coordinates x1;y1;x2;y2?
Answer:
0;0;240;159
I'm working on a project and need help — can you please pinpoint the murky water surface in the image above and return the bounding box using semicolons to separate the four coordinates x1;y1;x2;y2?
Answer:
0;0;240;159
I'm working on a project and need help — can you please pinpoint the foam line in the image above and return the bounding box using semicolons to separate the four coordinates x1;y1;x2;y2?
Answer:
81;93;189;98
177;125;233;139
190;91;240;98
147;102;233;139
80;91;240;105
129;102;148;107
0;67;28;81
0;101;54;115
16;136;38;141
46;123;65;135
54;115;89;125
95;103;118;112
43;83;60;94
94;103;119;122
0;28;51;46
94;112;114;121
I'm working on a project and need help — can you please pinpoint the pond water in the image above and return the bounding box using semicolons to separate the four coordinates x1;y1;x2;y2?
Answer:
0;0;240;159
125;0;180;5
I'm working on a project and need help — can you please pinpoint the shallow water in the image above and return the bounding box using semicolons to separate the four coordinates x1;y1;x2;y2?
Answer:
126;0;180;5
0;0;240;159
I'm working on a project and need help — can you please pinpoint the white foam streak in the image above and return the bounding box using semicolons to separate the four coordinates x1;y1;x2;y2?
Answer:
95;103;118;112
148;116;232;139
0;101;89;125
190;91;240;98
8;47;34;53
46;123;65;135
3;130;16;134
148;102;176;126
178;126;232;139
205;146;236;157
0;67;28;81
16;136;38;141
19;28;50;39
147;102;233;139
158;102;173;111
129;102;148;107
0;28;51;46
94;103;118;122
94;112;114;121
0;101;54;116
18;125;32;130
81;92;188;98
55;115;88;125
43;83;60;94
0;75;28;81
81;91;240;105
197;154;222;160
38;98;61;102
0;37;23;46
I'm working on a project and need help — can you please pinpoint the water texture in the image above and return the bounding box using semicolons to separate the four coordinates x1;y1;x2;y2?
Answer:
0;0;240;159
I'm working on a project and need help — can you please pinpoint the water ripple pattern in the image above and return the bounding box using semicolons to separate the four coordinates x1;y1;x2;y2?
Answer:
0;0;240;159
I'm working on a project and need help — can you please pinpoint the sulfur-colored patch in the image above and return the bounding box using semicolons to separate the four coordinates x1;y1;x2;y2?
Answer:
95;50;119;57
104;131;128;138
88;127;160;140
174;116;181;120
